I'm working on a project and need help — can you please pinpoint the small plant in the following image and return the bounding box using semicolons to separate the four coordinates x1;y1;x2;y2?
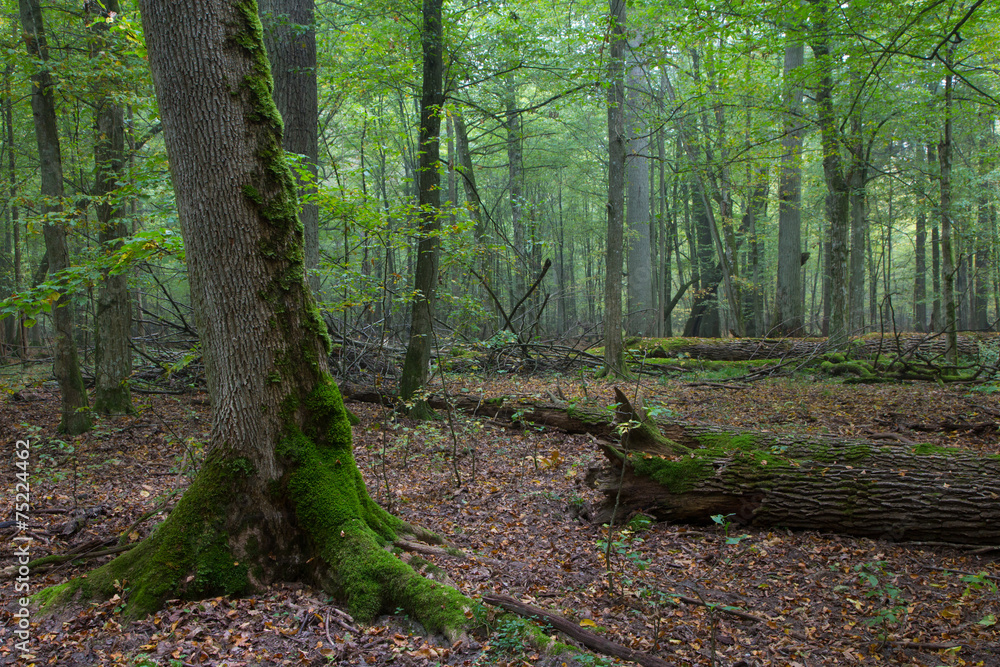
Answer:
710;513;749;546
854;561;907;638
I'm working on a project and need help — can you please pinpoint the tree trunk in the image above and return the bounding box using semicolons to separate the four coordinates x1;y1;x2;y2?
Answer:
811;17;850;348
602;0;628;377
939;56;958;367
914;148;927;333
42;0;468;633
89;0;133;416
259;0;320;293
772;34;805;335
18;0;91;434
399;0;445;418
625;32;652;336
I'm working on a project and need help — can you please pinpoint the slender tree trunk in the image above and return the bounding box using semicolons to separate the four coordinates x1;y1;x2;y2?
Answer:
625;32;652;336
848;161;867;333
89;0;133;415
932;223;941;330
399;0;444;417
3;47;24;358
939;57;957;366
913;145;927;331
506;91;525;304
602;0;628;377
811;19;849;347
18;0;91;434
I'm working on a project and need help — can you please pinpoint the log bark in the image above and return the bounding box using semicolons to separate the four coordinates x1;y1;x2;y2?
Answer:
645;334;982;362
591;415;1000;546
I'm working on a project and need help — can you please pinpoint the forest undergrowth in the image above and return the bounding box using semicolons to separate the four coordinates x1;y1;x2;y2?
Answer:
0;366;998;666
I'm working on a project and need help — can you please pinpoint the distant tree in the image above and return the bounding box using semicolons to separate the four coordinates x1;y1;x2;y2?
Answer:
400;0;445;417
602;0;628;377
18;0;91;433
89;0;133;416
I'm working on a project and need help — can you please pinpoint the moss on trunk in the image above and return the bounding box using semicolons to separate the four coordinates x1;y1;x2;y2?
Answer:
38;377;472;635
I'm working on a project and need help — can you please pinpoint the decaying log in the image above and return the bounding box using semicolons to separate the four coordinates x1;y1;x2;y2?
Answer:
342;387;1000;544
592;394;1000;545
643;333;983;362
482;593;673;667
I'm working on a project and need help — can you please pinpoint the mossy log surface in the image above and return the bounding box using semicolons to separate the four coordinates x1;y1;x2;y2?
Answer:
376;389;1000;545
593;421;1000;544
640;334;982;362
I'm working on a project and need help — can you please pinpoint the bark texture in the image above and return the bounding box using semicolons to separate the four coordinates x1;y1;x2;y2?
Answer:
772;36;805;335
39;0;468;633
592;419;1000;545
19;0;91;434
90;0;133;415
602;0;628;377
259;0;319;292
399;0;444;417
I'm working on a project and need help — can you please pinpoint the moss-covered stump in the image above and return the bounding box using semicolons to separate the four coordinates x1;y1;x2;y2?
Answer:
37;379;472;636
593;422;1000;545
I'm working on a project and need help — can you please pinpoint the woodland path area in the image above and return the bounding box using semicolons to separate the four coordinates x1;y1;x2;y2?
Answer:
1;370;999;666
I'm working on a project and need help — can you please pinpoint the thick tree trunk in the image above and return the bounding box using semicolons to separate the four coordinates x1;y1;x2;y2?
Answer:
18;0;91;434
89;0;133;416
41;0;467;634
399;0;445;418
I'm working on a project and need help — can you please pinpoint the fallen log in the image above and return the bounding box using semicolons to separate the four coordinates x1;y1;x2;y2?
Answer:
592;392;1000;545
342;386;1000;544
640;333;983;362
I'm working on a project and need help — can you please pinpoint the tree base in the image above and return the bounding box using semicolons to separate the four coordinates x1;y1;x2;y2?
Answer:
38;379;472;637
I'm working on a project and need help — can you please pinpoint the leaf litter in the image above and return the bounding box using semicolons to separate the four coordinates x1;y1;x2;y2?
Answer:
0;373;997;666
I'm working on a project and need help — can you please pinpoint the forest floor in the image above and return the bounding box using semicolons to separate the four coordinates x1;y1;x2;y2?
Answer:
0;366;999;667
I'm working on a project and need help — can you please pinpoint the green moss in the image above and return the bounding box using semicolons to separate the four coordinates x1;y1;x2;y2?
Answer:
37;452;257;620
631;454;711;493
911;442;958;456
696;433;759;451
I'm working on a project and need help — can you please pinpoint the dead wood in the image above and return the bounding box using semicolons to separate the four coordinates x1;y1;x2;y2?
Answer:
482;593;673;667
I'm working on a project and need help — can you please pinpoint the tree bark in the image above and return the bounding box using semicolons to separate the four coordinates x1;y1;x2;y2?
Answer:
939;54;958;367
259;0;320;293
810;12;850;349
403;391;1000;546
625;31;652;336
399;0;445;418
18;0;91;434
89;0;133;416
41;0;468;633
591;416;1000;545
773;32;805;335
602;0;628;377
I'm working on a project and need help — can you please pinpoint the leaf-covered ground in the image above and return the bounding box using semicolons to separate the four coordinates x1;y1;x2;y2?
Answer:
1;371;998;666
